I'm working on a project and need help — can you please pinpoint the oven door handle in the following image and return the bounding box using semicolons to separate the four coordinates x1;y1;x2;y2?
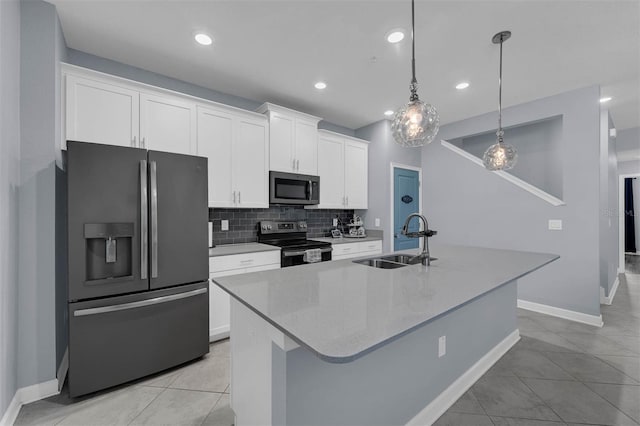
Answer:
282;247;332;257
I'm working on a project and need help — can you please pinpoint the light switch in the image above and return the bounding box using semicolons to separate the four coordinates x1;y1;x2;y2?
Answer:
221;220;229;231
438;336;446;357
375;218;380;227
548;219;562;230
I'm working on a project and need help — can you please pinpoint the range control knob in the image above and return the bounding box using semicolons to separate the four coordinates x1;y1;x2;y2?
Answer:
267;225;272;230
261;225;267;231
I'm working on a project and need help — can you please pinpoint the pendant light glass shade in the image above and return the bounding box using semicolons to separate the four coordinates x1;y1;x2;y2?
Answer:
391;0;439;147
483;31;517;171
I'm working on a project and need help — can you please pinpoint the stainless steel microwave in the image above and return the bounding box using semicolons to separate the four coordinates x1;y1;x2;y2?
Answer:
269;171;320;205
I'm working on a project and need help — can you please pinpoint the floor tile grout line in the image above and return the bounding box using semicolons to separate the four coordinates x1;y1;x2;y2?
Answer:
512;373;566;423
126;386;168;426
197;392;224;426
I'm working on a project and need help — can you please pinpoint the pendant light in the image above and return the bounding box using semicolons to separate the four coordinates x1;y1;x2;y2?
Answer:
483;31;517;171
391;0;439;147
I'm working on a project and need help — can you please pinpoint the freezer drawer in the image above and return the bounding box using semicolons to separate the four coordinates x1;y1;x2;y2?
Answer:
68;281;209;397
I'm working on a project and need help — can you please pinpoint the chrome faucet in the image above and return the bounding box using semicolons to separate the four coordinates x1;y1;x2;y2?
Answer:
401;213;437;266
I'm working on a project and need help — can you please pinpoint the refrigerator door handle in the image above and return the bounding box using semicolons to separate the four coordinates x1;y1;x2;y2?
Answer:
150;160;159;278
140;160;148;280
72;288;207;317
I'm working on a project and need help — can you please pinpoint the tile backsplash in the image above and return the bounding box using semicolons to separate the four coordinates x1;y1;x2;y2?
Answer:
209;207;355;245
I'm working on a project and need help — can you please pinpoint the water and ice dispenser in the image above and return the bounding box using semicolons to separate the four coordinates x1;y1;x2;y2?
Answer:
84;223;134;284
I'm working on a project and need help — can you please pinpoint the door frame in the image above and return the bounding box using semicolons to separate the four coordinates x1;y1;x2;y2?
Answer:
389;163;423;253
619;172;640;272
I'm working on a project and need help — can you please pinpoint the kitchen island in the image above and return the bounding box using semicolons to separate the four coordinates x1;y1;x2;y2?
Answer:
212;244;558;426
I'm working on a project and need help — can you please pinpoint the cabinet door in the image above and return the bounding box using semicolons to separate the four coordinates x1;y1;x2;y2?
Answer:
344;141;368;209
196;107;234;207
269;112;295;172
209;280;231;342
295;118;318;175
140;93;195;155
317;134;345;208
65;75;139;148
233;117;269;208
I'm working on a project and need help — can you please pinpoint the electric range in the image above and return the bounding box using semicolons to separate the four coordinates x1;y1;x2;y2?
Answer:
258;220;332;267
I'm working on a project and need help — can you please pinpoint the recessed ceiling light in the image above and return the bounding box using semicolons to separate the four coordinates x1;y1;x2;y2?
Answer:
384;110;394;116
600;96;612;103
314;81;327;90
194;33;213;46
455;82;470;90
386;30;405;44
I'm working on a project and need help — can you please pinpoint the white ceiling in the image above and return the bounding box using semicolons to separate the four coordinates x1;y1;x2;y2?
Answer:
48;0;639;132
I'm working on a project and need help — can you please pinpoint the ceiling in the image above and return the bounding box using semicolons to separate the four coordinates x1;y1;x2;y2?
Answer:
48;0;639;132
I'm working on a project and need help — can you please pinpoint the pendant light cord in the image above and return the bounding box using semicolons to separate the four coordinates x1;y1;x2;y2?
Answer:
497;35;504;143
410;0;419;101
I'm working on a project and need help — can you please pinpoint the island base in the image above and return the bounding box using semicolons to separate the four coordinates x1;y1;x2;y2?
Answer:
229;281;520;426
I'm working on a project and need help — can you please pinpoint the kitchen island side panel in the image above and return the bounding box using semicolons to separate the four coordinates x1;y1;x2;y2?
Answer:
281;281;517;426
230;281;517;426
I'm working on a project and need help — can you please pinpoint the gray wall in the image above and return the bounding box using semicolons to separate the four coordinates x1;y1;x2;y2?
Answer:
455;116;564;200
18;0;65;390
616;127;640;154
619;160;640;176
600;111;619;297
66;48;354;137
421;86;602;316
0;0;21;415
354;120;422;251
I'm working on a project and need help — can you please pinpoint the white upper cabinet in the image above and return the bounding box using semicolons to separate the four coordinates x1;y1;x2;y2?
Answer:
139;93;195;154
65;74;139;148
317;132;345;209
311;130;369;210
256;103;321;175
344;140;368;209
196;105;269;209
63;64;195;155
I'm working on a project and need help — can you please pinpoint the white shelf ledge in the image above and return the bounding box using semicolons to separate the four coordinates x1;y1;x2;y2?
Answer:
440;140;566;207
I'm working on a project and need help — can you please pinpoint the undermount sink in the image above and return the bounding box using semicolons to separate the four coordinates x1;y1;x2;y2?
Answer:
380;254;415;264
353;258;407;269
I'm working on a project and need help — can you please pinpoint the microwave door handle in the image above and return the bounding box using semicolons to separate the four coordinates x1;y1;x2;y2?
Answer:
309;180;313;200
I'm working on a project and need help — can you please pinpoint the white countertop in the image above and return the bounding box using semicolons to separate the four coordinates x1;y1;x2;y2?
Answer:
212;244;558;362
310;236;382;245
209;242;279;257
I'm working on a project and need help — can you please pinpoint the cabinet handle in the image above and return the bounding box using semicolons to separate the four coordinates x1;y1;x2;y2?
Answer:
238;191;241;204
292;158;296;171
141;137;146;149
239;259;254;264
233;191;236;204
296;159;300;171
132;136;137;147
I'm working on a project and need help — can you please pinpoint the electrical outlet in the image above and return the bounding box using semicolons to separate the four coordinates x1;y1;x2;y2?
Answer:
221;220;229;231
548;219;562;230
333;218;338;227
375;218;380;227
438;336;446;358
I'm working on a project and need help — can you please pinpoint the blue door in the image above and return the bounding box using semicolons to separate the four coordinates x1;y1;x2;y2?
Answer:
394;168;420;251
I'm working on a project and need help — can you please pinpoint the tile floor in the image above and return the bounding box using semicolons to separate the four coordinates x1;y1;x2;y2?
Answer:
15;273;640;426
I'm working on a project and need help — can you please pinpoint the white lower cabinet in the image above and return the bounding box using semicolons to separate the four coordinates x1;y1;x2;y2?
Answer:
208;251;280;342
331;240;382;261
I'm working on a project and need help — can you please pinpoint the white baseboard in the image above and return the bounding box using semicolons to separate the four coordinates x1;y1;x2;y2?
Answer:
517;299;603;327
407;329;520;426
209;326;230;343
57;347;69;392
0;379;59;426
618;267;626;274
600;277;620;306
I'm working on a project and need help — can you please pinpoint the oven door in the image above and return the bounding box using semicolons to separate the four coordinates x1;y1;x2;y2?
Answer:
270;171;320;205
281;247;332;267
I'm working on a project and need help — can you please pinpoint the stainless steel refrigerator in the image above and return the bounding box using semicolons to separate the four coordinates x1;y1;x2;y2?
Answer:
67;141;209;397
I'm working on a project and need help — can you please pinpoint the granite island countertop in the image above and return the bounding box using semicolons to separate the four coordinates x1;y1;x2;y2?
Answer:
212;244;558;363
